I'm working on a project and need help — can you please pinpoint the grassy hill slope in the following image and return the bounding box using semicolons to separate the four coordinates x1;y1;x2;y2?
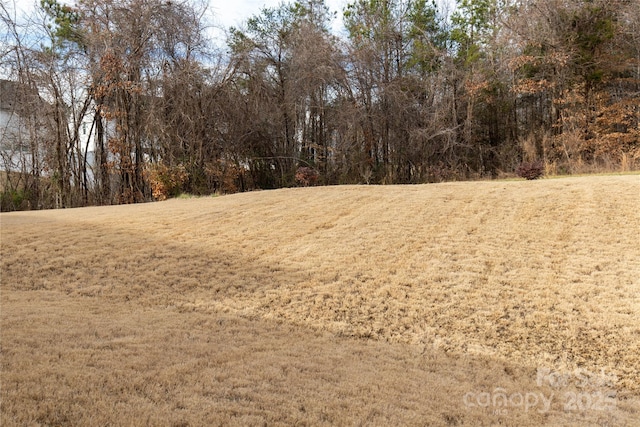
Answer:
2;175;639;425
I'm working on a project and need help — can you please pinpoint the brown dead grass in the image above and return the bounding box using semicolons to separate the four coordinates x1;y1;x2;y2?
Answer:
1;175;639;425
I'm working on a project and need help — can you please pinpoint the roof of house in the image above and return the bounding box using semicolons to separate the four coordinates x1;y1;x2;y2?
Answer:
0;79;42;113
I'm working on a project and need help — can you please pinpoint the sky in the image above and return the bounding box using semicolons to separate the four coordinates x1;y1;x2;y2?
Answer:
0;0;355;47
208;0;351;42
7;0;350;34
6;0;454;48
211;0;348;30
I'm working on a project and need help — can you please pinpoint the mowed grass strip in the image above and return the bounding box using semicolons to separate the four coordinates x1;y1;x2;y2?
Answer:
1;175;639;425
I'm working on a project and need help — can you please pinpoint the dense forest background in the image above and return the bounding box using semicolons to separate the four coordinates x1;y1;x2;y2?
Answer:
1;0;638;210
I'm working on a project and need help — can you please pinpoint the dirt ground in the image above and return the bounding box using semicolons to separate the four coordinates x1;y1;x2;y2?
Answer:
1;175;639;425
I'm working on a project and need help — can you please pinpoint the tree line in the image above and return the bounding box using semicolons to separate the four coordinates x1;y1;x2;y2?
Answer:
1;0;638;210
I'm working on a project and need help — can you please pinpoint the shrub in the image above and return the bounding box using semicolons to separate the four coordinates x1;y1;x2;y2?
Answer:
516;160;544;180
147;164;188;200
205;160;244;194
0;189;30;211
295;167;319;187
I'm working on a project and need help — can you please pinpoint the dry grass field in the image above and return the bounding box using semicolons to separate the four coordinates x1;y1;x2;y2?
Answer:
1;174;639;426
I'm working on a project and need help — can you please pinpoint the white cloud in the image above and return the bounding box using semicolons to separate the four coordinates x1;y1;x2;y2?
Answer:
210;0;349;32
205;0;350;47
5;0;351;49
